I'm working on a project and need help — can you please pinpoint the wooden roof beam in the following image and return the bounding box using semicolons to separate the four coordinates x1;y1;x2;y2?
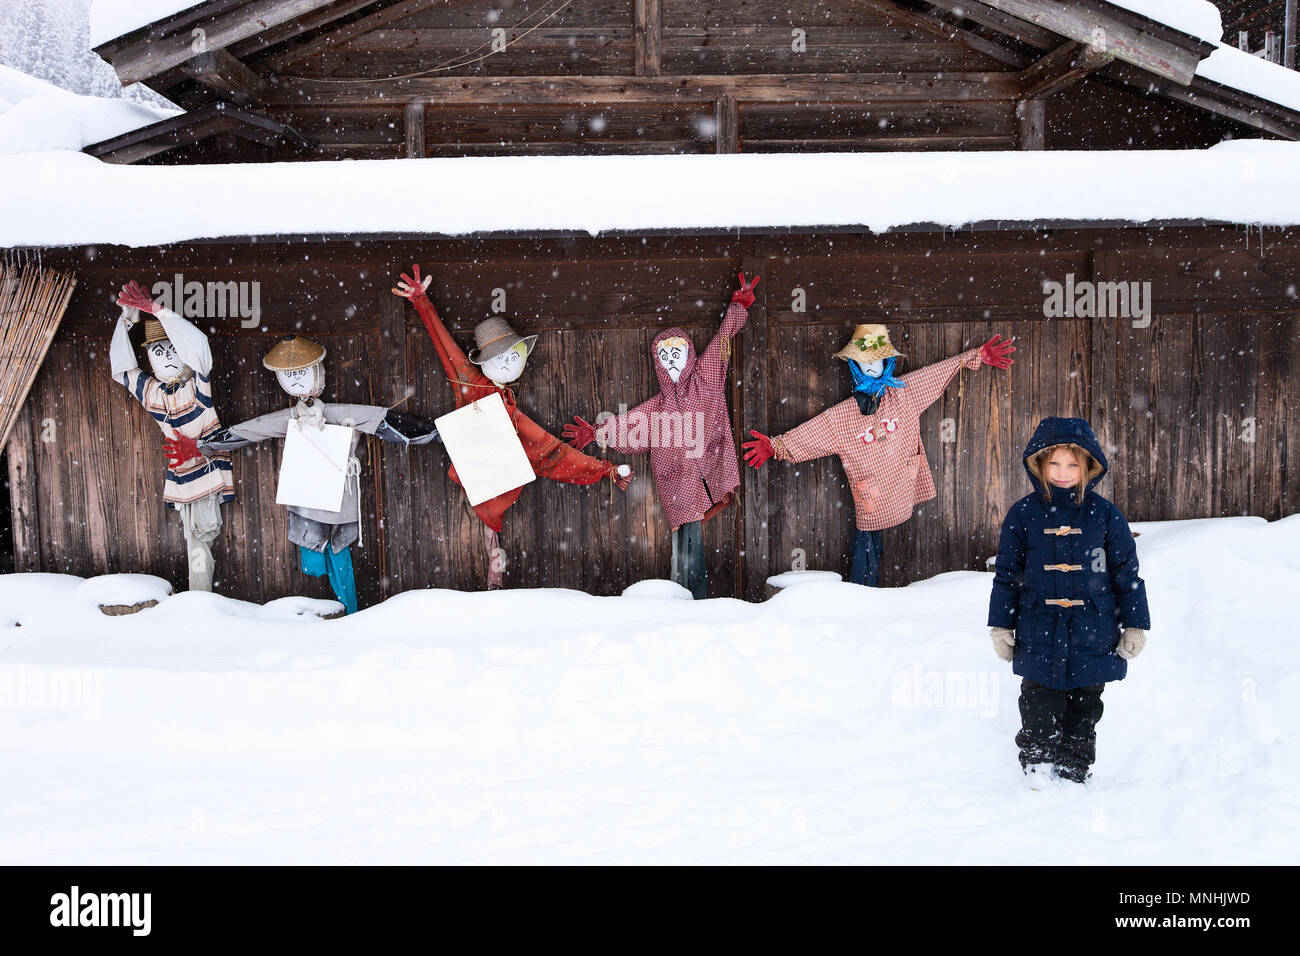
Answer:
972;0;1206;83
106;0;341;85
265;0;451;71
1019;41;1114;98
180;49;271;106
266;72;1022;107
853;0;1032;68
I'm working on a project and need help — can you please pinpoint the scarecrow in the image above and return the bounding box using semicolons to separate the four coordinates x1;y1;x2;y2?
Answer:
560;272;760;599
391;264;631;589
744;326;1015;586
163;335;441;614
110;280;235;592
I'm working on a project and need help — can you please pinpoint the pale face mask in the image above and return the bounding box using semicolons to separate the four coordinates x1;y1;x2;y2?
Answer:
480;342;529;386
276;364;325;398
657;338;688;383
146;339;191;383
854;357;886;378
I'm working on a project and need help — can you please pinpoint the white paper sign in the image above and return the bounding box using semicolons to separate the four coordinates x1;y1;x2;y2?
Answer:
275;420;354;511
435;392;536;505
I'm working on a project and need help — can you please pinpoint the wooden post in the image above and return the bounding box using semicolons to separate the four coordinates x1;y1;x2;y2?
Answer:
715;95;739;153
404;102;426;159
1287;0;1298;70
634;0;662;76
1016;98;1045;149
379;293;413;600
739;249;768;601
5;403;41;572
1239;30;1250;52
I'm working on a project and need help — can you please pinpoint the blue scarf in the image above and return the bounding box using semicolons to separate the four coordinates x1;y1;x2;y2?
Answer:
849;356;905;397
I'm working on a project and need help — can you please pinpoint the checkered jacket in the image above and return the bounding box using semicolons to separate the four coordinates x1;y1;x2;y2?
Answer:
772;348;982;531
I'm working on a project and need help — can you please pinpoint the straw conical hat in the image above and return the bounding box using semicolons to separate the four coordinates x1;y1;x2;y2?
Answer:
142;318;170;344
263;335;326;372
832;324;903;364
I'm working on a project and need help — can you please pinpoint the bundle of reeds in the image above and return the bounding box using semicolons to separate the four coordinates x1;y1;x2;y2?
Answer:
0;256;77;452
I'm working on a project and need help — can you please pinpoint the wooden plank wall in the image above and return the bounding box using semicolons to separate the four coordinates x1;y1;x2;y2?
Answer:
9;228;1300;603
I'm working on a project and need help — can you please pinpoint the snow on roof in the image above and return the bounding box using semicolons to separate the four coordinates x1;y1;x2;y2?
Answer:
1197;42;1300;113
2;143;1299;249
0;63;178;155
1102;0;1223;44
89;0;208;48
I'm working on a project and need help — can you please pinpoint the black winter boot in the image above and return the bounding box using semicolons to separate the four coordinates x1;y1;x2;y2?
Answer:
1054;683;1105;783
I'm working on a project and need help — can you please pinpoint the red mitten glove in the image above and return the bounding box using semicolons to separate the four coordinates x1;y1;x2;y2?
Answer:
163;433;203;469
980;333;1016;369
562;415;596;450
731;271;761;309
742;430;775;469
117;280;158;314
391;263;433;300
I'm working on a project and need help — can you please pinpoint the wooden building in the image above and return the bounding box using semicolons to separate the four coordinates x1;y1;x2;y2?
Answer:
4;0;1300;604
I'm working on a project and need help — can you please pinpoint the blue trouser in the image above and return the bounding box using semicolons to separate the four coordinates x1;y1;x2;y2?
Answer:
848;529;884;587
671;521;707;600
299;544;358;615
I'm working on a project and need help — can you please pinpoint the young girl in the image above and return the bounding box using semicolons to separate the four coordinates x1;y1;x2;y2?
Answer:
988;417;1150;783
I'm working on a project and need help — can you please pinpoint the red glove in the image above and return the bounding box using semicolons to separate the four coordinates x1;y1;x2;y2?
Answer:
980;334;1016;369
742;430;775;469
612;467;633;491
731;271;761;309
562;415;596;450
163;433;203;469
391;263;433;300
117;280;158;314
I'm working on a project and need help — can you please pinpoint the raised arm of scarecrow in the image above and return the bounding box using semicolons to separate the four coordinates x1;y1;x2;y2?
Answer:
901;334;1015;415
391;264;490;406
697;271;757;387
110;280;214;386
563;397;657;457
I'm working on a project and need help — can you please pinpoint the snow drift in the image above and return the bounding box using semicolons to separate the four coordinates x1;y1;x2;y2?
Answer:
1;514;1296;863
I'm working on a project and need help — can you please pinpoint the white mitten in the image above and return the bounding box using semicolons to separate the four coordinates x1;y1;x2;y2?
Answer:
991;627;1016;662
1117;627;1146;660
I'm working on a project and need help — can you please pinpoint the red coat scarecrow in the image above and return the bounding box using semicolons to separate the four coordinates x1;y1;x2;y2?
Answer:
393;265;629;587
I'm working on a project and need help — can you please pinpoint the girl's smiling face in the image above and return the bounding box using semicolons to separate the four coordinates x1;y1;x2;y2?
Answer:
1046;448;1082;487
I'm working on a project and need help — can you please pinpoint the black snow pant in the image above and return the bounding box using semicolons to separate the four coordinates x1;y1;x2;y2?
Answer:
1015;678;1106;781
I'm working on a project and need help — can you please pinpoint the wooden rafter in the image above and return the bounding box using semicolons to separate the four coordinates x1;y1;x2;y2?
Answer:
1019;41;1114;98
264;0;452;71
180;49;271;105
83;101;315;164
266;71;1022;106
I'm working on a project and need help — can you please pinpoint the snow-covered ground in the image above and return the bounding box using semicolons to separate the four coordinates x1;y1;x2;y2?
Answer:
1;514;1295;864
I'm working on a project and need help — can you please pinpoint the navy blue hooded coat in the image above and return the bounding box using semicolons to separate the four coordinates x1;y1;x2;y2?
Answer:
988;417;1150;690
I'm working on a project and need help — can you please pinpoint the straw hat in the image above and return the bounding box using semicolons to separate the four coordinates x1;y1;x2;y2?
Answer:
263;335;326;372
467;317;537;366
142;318;170;345
832;324;903;364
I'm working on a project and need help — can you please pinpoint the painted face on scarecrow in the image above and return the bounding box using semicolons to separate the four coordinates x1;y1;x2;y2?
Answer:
657;337;689;383
854;357;886;378
479;341;530;387
146;339;190;383
276;363;325;398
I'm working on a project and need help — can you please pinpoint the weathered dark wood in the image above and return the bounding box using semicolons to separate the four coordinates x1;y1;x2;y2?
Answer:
4;402;40;572
714;94;738;153
1019;41;1113;99
179;49;270;106
635;0;662;76
267;72;1024;106
739;251;769;600
108;0;342;84
403;102;426;158
1016;96;1045;148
